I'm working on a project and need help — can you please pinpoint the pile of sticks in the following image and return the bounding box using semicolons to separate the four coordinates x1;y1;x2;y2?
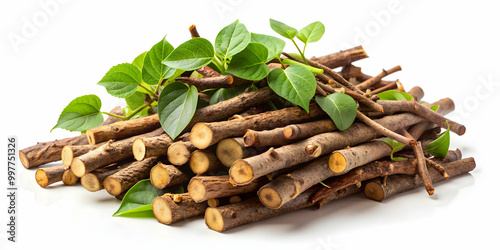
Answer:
21;45;475;232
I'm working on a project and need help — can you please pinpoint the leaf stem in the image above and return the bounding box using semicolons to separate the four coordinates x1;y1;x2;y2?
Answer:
291;38;308;65
102;103;151;120
139;84;159;99
212;56;225;73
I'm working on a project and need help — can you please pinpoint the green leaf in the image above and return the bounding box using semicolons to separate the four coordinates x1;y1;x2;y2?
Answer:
132;51;147;69
158;81;198;139
125;91;146;110
425;121;450;158
377;90;414;101
315;93;357;130
215;20;251;62
268;65;316;112
226;42;270;80
97;63;142;98
269;19;297;40
113;179;166;218
163;38;214;71
52;94;103;132
209;84;251;105
297;21;325;44
142;36;176;85
250;33;286;61
377;137;408;162
430;105;440;112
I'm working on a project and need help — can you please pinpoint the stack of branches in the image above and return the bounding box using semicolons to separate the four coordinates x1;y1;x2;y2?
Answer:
21;42;475;233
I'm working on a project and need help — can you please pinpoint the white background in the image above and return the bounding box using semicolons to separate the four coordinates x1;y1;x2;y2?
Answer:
1;0;499;249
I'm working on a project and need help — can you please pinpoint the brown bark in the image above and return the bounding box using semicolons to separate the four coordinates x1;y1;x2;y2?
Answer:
152;193;208;225
189;149;225;175
229;112;425;185
86;114;161;145
132;133;186;161
62;169;78;186
177;74;252;91
356;66;402;90
196;66;221;78
103;157;160;196
188;24;200;38
35;165;67;188
216;138;267;167
364;157;476;201
205;185;360;232
150;163;192;189
190;103;326;149
310;45;368;69
167;141;197;166
188;175;267;203
283;119;337;140
243;128;290;147
61;143;103;167
375;100;465;135
71;128;164;177
81;163;128;192
20;106;123;168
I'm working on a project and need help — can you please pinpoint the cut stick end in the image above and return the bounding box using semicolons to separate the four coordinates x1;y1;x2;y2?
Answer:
305;144;322;157
35;169;49;188
364;182;384;202
71;158;86;177
152;196;173;225
19;150;29;169
187;178;206;203
132;138;146;161
243;131;256;147
103;177;123;196
258;186;282;209
216;138;244;167
205;207;224;232
191;123;213;149
282;125;298;140
329;152;347;173
167;142;191;166
189;150;210;174
86;130;96;145
229;160;254;185
62;170;78;186
61;145;74;167
427;189;435;196
150;164;171;189
207;198;219;208
188;24;196;31
81;173;101;192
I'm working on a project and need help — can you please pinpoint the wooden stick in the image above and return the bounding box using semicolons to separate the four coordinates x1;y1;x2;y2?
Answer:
364;157;476;201
376;100;465;135
243;128;290;147
189;149;225;175
196;66;221;78
283;119;337;140
310;45;368;69
356;66;402;90
205;185;360;232
152;193;207;225
177;74;251;91
230;112;424;185
86;114;161;145
167;141;197;166
103;157;160;196
71;128;165;177
188;24;200;38
81;163;128;192
216;138;267;167
188;175;267;203
20;106;123;168
150;163;192;189
190;103;326;149
62;169;79;186
35;165;67;188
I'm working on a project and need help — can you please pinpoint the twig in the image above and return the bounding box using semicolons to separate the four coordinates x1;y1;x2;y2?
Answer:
356;66;402;90
189;24;200;38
